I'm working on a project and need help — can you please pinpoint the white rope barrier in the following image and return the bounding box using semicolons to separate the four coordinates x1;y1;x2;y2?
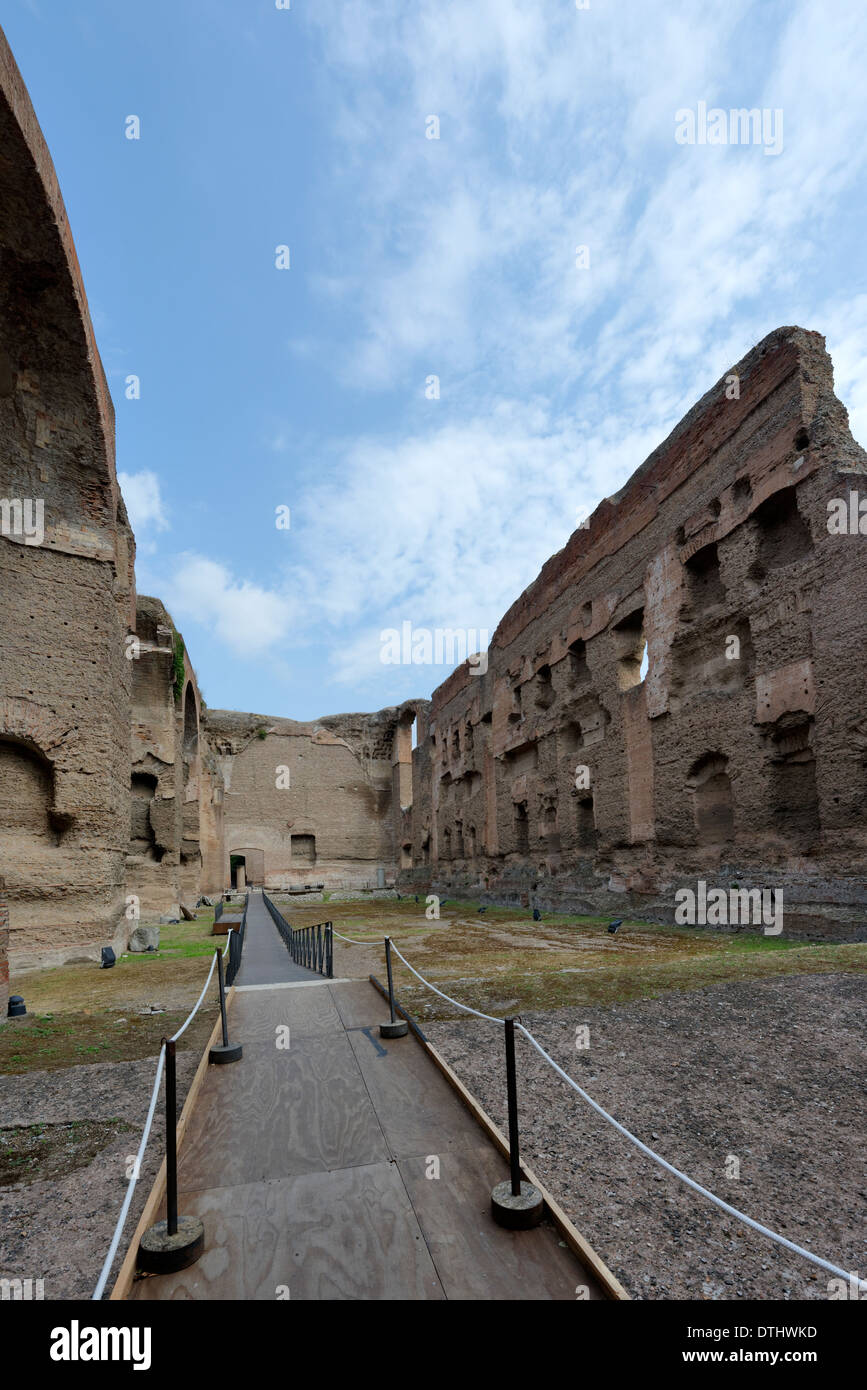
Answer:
332;927;380;944
516;1021;864;1290
388;940;504;1025
385;935;863;1291
91;938;225;1300
170;950;218;1042
91;1046;165;1301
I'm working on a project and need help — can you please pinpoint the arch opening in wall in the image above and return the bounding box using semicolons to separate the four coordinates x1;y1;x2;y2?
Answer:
291;833;316;865
534;664;555;710
613;608;647;690
568;639;590;685
750;486;813;579
400;842;412;869
541;800;560;852
574;791;596;854
686;752;735;847
684;542;726;614
514;801;529;854
231;846;264;886
183;682;199;762
0;736;65;847
763;717;819;851
454;820;464;858
130;770;163;861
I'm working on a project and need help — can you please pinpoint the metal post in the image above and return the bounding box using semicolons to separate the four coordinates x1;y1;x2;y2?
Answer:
327;923;333;979
210;947;243;1065
385;937;397;1023
138;1036;205;1272
165;1038;178;1235
489;1019;543;1228
504;1018;521;1197
216;947;229;1047
380;936;408;1038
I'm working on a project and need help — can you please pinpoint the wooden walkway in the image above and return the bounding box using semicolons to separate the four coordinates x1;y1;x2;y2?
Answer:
235;890;322;986
125;974;609;1300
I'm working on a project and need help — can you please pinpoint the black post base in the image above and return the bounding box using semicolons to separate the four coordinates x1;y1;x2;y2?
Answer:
138;1215;205;1273
209;1041;243;1064
491;1179;545;1230
379;1019;408;1038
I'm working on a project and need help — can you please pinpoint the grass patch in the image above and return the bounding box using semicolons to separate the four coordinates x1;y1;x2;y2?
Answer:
316;898;867;1021
0;1004;220;1075
0;1119;136;1185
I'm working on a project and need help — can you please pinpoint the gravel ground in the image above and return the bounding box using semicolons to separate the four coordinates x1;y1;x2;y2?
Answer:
0;1052;198;1300
427;973;866;1301
1;971;862;1302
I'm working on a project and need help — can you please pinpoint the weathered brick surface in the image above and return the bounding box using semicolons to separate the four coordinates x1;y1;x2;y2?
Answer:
126;596;218;915
4;19;867;963
0;27;134;968
400;328;867;941
204;702;426;890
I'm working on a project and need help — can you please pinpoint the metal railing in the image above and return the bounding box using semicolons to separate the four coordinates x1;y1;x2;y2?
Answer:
262;890;333;978
225;892;249;986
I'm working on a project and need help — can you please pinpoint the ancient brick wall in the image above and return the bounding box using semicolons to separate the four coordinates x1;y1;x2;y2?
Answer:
127;597;219;915
401;328;867;941
204;702;426;890
0;29;134;968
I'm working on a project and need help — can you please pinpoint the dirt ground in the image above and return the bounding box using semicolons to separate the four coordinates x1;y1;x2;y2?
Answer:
0;1051;200;1299
426;973;866;1301
1;897;863;1300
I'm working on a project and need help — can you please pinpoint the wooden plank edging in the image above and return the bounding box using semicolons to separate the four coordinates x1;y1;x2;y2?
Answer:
367;973;630;1301
109;986;236;1301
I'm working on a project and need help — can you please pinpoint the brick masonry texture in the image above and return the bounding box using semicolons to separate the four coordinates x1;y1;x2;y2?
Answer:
397;327;867;942
2;19;867;990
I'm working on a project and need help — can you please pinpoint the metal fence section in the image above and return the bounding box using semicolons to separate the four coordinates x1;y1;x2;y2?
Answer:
262;890;333;978
225;892;249;986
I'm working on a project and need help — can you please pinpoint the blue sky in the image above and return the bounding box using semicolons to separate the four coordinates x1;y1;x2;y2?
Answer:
6;0;867;719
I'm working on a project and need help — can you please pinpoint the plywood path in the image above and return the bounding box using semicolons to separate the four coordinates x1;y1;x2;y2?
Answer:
126;918;608;1300
234;889;323;986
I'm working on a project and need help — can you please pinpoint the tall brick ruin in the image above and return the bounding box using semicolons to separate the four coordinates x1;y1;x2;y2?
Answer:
0;29;135;970
399;327;867;941
127;597;222;915
2;18;867;992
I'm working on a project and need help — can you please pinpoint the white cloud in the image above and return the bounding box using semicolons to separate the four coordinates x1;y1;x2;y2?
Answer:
300;0;867;412
165;556;296;658
144;3;867;705
118;470;170;534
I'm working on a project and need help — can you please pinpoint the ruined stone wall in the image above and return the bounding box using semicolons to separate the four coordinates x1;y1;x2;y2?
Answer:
0;28;135;968
204;702;426;890
127;597;219;914
402;328;867;941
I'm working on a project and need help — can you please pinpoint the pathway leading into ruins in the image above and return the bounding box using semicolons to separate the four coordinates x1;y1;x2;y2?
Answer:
126;922;607;1299
235;889;322;986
